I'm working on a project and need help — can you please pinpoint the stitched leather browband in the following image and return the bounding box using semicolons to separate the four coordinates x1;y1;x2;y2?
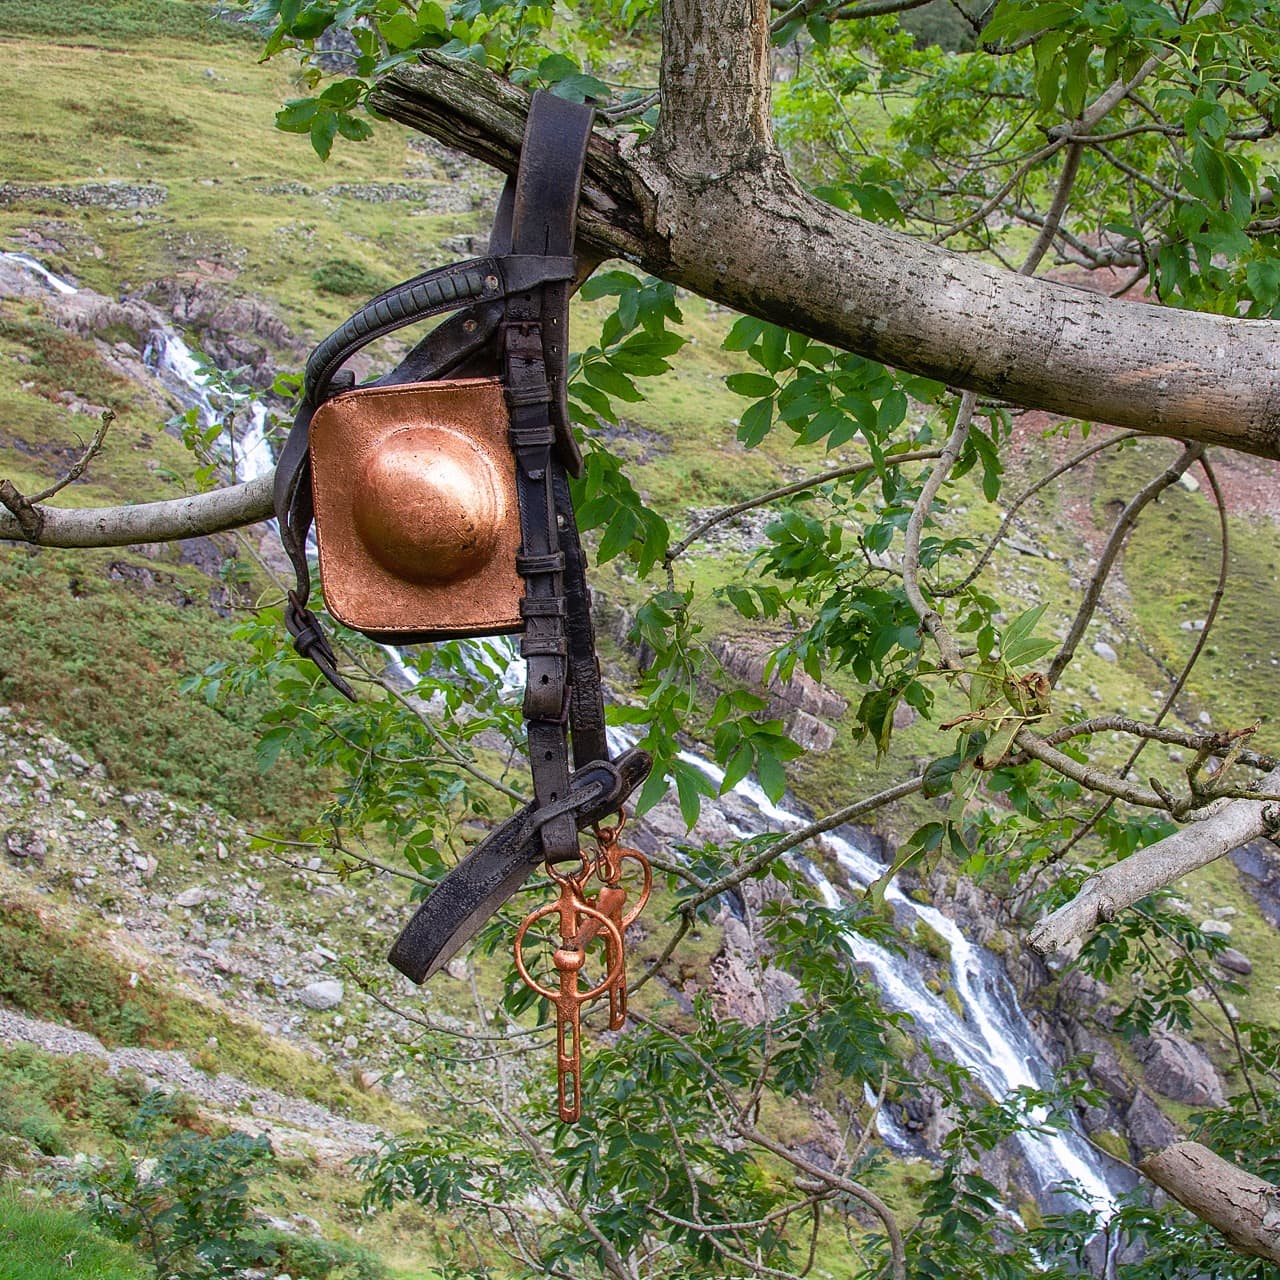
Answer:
272;92;652;983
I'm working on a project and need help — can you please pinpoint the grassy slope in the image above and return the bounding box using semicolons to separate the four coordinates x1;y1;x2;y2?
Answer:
0;1193;150;1280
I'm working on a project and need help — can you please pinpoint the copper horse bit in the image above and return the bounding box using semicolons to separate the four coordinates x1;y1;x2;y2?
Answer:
514;814;651;1122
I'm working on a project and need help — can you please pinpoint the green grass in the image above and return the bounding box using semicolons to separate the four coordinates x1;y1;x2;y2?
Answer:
0;887;411;1132
0;1193;149;1280
0;549;318;815
0;0;252;43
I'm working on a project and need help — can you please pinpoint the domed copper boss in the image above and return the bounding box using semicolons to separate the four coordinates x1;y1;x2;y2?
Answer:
308;378;524;639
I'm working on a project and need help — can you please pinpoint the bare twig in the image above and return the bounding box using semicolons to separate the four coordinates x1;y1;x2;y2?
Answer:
902;393;975;669
1047;441;1203;687
935;430;1141;597
666;450;942;566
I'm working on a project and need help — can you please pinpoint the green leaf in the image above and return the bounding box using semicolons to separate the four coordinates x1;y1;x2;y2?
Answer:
275;97;319;132
310;109;339;160
737;398;774;447
583;361;643;402
336;113;373;142
720;741;754;793
674;764;705;828
724;316;765;351
922;751;964;799
725;372;777;398
758;324;789;374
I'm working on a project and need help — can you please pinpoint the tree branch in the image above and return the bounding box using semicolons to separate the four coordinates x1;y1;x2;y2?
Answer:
0;473;275;547
1140;1142;1280;1263
1047;441;1203;687
370;52;1280;462
1027;765;1280;955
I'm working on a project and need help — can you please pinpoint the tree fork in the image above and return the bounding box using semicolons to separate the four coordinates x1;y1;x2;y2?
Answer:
370;50;1280;462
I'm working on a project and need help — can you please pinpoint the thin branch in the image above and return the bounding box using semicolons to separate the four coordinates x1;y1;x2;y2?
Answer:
1033;718;1273;771
0;472;275;547
666;450;942;566
770;0;933;33
902;392;974;669
680;773;926;914
1047;441;1203;687
935;430;1141;597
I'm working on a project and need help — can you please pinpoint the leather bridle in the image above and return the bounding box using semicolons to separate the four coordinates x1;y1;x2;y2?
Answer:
271;91;653;984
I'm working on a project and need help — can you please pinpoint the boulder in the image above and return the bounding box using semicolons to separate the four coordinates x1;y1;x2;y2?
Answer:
1125;1090;1180;1155
4;828;47;868
1134;1031;1225;1106
1230;838;1280;928
298;980;344;1011
1217;947;1253;976
172;887;208;909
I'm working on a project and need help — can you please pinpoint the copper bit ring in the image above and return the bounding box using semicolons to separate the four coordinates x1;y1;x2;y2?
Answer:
513;899;624;1003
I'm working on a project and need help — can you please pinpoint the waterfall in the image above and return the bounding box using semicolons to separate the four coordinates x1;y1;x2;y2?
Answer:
141;329;276;483
0;250;78;295
1;251;275;486
661;742;1119;1215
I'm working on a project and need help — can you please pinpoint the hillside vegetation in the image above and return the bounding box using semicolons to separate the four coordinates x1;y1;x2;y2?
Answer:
3;3;1280;1277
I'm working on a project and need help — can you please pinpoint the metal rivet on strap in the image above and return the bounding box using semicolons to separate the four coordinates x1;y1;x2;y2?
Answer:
484;275;500;291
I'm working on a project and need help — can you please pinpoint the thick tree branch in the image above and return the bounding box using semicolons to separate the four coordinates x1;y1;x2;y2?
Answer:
370;53;1280;461
1027;765;1280;955
1140;1143;1280;1263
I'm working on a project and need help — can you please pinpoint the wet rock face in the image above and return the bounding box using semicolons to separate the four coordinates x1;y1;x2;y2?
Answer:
144;279;301;389
711;637;847;752
1126;1089;1180;1156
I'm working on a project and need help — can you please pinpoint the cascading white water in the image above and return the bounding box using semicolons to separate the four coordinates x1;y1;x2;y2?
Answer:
141;329;276;484
0;250;78;295
2;250;275;486
660;742;1118;1214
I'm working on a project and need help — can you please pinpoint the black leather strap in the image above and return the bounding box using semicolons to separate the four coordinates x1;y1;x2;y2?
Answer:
271;91;649;981
387;748;652;983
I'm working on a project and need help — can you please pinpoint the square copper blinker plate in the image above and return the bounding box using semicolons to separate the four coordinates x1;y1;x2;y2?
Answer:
308;377;525;640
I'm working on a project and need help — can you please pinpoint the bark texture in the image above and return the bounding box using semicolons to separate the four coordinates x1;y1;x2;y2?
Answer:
369;51;1280;461
1140;1142;1280;1262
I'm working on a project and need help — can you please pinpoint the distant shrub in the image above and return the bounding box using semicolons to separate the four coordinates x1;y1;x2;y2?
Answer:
312;258;388;297
0;1045;153;1155
247;1226;388;1280
68;1093;274;1280
0;902;167;1048
898;0;977;51
91;102;192;144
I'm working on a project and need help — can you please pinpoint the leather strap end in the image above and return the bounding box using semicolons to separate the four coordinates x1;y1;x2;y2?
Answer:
286;595;357;702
